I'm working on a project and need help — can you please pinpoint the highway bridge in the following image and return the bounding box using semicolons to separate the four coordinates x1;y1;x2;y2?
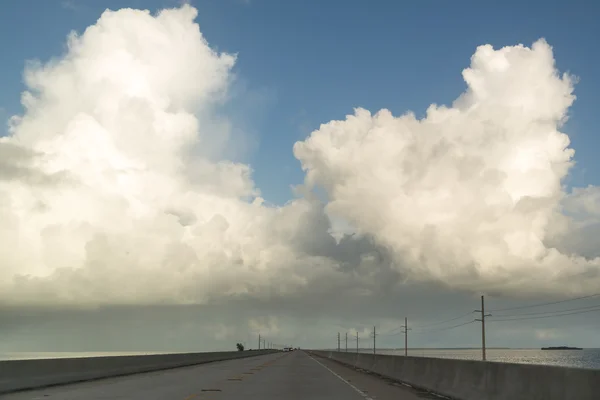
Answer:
2;349;598;399
0;351;424;400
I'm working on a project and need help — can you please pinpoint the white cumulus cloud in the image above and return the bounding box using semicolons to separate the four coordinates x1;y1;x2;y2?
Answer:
0;5;348;308
294;39;600;296
2;5;600;312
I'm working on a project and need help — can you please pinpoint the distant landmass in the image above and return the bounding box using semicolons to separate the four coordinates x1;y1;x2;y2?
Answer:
541;346;583;350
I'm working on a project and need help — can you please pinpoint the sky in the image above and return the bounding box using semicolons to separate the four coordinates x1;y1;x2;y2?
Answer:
1;0;600;353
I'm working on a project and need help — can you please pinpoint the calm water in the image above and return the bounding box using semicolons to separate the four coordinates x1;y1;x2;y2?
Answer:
356;348;600;370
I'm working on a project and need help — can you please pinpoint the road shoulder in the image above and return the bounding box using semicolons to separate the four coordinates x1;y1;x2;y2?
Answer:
308;353;446;400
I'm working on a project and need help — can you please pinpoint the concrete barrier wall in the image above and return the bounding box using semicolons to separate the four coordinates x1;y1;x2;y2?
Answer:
309;350;600;400
0;349;277;394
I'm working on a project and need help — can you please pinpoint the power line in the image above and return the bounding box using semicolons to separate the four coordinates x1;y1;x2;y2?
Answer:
488;306;600;322
378;331;402;337
412;311;475;329
491;303;600;318
328;293;600;356
377;327;403;337
414;320;476;334
488;293;600;312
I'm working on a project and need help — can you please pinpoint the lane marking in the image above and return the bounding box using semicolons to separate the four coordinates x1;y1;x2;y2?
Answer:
309;355;374;400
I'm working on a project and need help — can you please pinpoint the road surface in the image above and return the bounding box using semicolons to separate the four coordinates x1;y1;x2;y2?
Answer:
1;351;434;399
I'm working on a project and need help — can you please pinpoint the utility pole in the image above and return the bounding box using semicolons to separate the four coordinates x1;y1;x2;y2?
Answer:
401;317;411;356
337;332;340;352
356;332;359;353
475;295;492;361
345;332;348;352
258;334;261;350
373;326;376;354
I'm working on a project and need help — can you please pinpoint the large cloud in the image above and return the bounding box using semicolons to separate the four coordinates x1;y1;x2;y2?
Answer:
1;5;599;312
294;40;599;296
0;5;361;308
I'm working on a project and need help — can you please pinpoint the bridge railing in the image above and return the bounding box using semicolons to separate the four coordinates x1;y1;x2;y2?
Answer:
308;350;600;400
0;349;278;395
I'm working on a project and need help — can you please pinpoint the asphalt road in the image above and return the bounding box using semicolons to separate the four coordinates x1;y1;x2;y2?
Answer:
1;351;430;400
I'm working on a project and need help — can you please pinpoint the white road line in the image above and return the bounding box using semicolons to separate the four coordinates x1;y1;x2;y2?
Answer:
308;354;374;400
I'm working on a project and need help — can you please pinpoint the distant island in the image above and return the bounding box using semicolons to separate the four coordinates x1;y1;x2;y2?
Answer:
541;346;583;350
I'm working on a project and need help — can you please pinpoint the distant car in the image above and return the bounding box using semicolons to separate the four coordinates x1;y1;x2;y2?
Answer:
283;347;292;352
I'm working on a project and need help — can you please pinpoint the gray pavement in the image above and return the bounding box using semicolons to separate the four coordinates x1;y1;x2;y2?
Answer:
0;351;429;399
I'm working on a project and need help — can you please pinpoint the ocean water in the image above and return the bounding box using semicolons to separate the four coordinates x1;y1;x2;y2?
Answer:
355;348;600;370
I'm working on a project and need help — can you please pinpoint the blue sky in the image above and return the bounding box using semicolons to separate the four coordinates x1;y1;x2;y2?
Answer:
1;0;599;205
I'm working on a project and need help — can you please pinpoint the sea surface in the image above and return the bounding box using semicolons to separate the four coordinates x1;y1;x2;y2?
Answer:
2;348;600;370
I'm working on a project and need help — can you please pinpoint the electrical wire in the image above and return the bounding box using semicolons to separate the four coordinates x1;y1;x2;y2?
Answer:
331;293;600;342
412;311;475;329
376;328;399;337
491;302;600;318
414;320;476;334
488;306;600;322
487;293;600;312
